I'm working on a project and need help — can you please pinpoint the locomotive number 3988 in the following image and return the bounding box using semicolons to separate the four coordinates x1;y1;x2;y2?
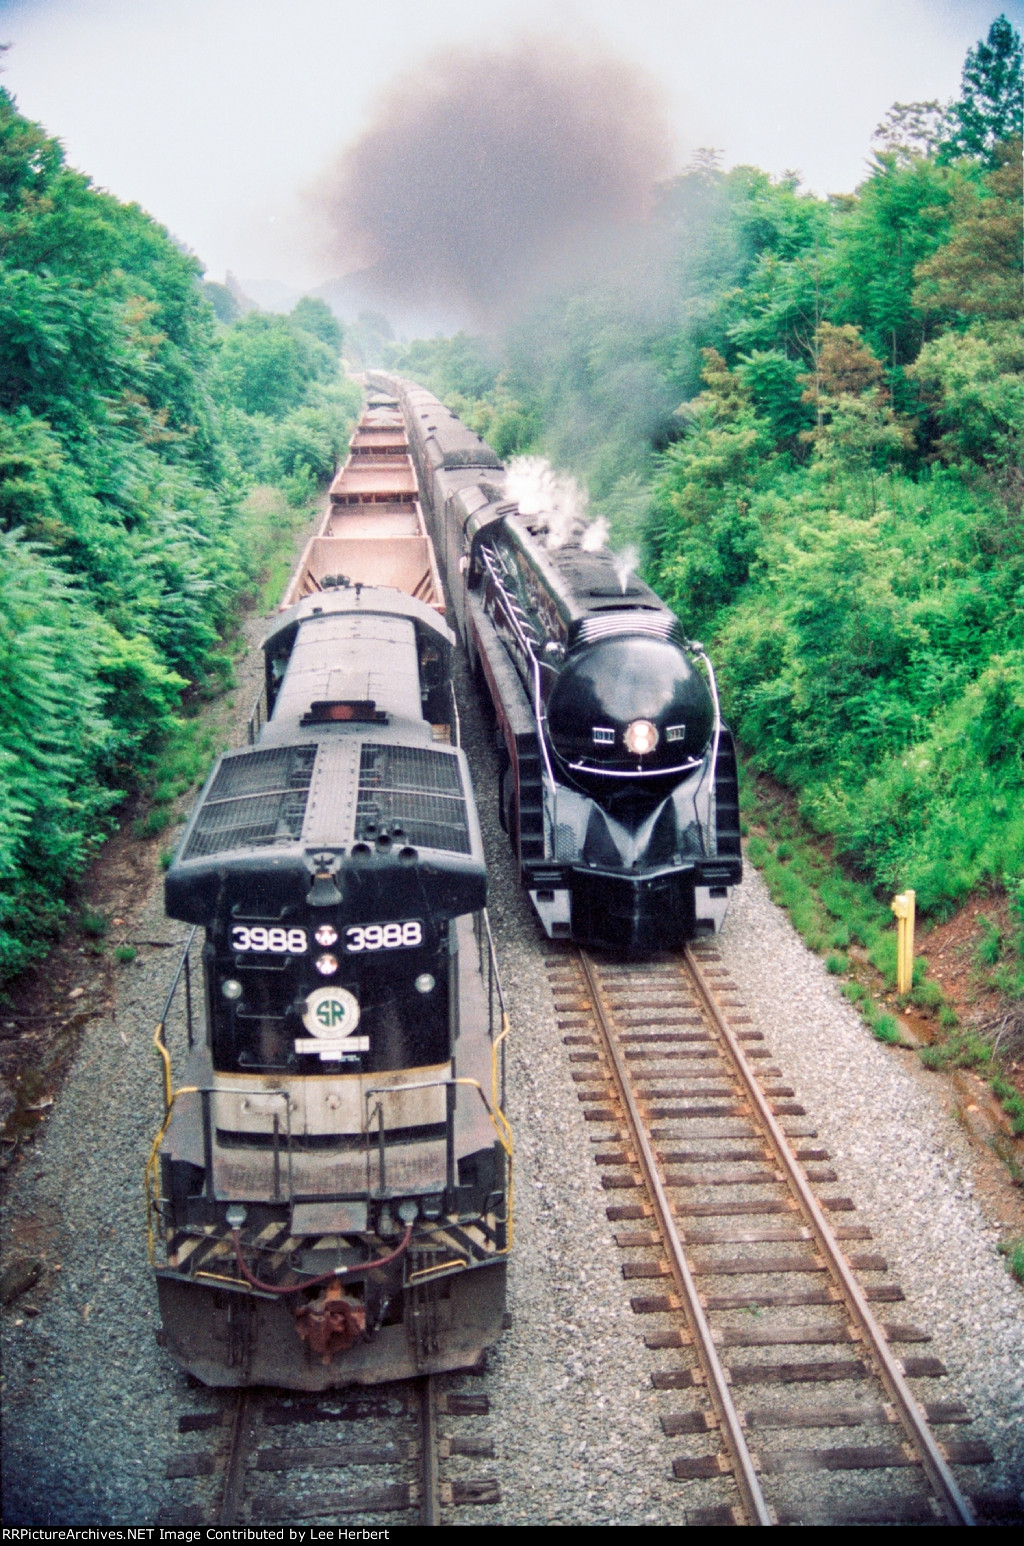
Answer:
230;920;425;955
231;925;308;954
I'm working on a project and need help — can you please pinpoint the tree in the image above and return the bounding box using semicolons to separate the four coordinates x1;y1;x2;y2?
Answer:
831;154;957;369
940;14;1023;166
913;140;1024;321
212;312;334;417
290;296;343;352
872;101;949;164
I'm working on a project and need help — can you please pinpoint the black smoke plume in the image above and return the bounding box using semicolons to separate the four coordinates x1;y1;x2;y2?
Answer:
317;39;673;324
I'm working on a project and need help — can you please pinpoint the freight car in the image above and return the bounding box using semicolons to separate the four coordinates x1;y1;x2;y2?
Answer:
147;404;511;1389
369;374;742;954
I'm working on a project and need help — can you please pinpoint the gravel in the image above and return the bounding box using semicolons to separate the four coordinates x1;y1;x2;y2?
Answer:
2;594;1023;1524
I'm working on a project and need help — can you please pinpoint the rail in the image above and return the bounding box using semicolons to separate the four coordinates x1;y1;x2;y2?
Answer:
683;944;975;1528
577;948;772;1526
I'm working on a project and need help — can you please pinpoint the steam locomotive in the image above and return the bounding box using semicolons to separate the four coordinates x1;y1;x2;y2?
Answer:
148;403;511;1389
368;373;742;953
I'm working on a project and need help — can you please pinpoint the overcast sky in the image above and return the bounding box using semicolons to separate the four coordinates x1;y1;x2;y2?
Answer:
1;0;1019;299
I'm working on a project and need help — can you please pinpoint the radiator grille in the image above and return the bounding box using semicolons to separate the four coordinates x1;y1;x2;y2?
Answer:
356;744;470;853
574;610;684;647
182;745;317;859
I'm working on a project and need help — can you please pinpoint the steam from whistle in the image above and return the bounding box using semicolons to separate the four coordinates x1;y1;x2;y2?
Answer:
318;39;672;323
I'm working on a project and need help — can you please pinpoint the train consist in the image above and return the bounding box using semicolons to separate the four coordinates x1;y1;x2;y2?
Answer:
148;399;511;1389
369;374;742;953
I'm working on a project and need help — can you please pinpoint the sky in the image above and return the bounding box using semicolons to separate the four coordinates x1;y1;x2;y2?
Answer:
0;0;1019;307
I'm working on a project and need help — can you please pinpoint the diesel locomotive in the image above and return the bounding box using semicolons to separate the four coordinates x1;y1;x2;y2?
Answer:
368;374;742;953
148;403;511;1389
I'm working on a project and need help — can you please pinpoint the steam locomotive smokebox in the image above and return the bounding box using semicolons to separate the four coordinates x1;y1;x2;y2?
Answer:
547;634;714;773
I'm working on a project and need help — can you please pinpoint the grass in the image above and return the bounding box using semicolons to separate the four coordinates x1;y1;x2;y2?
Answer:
870;1011;902;1045
976;914;1003;967
740;759;1024;1149
239;484;320;611
999;1237;1024;1284
113;944;137;964
80;908;108;939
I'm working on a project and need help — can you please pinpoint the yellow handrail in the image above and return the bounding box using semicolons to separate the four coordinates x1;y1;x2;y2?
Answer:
144;1083;198;1265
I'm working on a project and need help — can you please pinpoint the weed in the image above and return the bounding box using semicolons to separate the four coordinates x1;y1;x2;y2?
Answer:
910;977;944;1010
976;914;1003;967
826;952;847;975
133;807;172;839
775;841;793;861
991;1132;1024;1186
841;981;867;1004
999;1237;1024;1283
114;944;137;964
939;1004;959;1030
868;932;899;986
989;1074;1024;1136
871;1012;902;1044
160;849;176;872
746;834;770;868
80;908;108;938
150;717;218;804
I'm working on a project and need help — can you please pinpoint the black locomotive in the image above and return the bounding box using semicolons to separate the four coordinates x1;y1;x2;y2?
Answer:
149;408;511;1390
369;374;742;953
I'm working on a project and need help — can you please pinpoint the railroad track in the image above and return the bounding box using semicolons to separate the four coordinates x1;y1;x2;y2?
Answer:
158;1372;499;1525
547;940;1001;1528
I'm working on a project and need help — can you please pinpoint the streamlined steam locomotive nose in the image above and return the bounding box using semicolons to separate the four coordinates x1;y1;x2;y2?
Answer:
546;633;715;769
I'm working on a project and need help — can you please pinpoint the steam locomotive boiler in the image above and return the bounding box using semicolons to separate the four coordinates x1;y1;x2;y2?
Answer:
369;373;742;953
148;405;511;1389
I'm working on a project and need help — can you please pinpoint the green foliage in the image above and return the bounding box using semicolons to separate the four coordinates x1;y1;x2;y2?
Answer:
1000;1238;1024;1283
871;1011;902;1044
0;88;358;983
80;908;108;939
202;281;240;324
212;312;335;418
289;296;343;352
387;332;499;401
976;914;1004;966
940;15;1023;166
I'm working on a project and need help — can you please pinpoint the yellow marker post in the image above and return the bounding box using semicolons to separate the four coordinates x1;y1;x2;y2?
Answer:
891;889;916;996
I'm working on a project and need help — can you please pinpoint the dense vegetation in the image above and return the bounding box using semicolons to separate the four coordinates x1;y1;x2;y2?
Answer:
0;88;358;979
391;19;1024;951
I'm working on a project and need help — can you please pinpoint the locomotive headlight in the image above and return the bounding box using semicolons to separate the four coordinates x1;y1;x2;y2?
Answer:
221;978;243;1000
623;719;659;756
314;924;338;947
414;973;435;994
315;952;339;976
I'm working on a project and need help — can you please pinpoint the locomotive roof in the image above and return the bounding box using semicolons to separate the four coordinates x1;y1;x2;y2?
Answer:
494;512;674;636
165;736;485;926
398;380;503;470
265;584;454;659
